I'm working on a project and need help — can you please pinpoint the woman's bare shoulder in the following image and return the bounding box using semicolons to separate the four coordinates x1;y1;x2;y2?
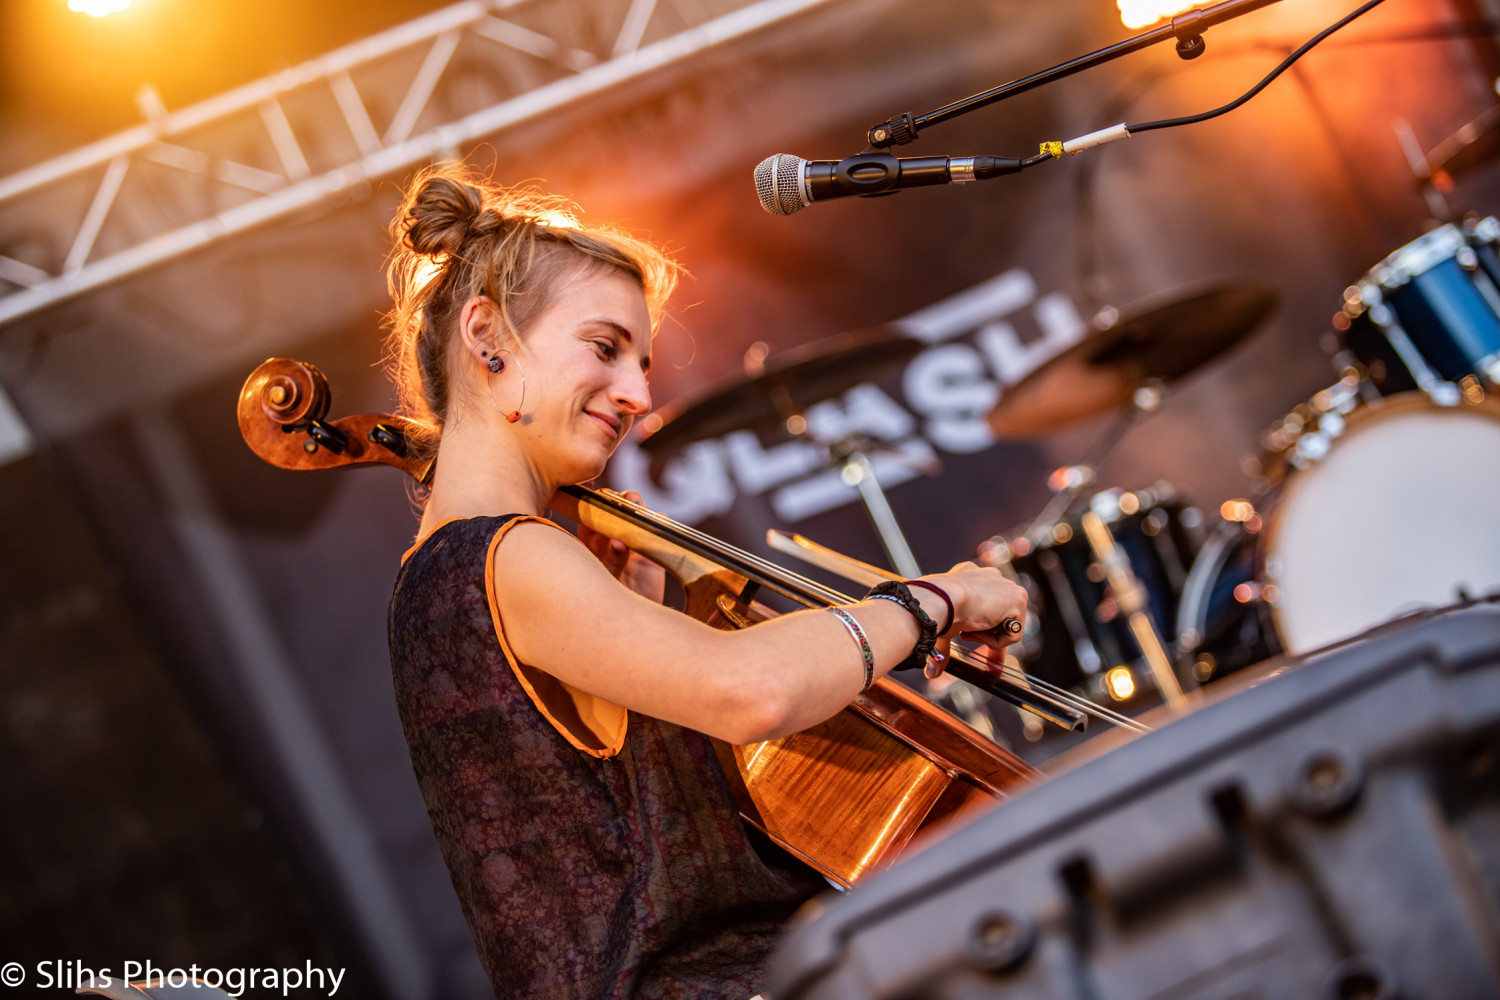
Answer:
490;516;616;593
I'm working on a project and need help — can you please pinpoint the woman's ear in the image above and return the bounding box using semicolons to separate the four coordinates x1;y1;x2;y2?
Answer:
458;295;500;361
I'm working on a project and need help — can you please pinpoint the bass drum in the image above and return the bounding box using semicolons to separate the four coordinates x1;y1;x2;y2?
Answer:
1265;391;1500;651
1181;390;1500;667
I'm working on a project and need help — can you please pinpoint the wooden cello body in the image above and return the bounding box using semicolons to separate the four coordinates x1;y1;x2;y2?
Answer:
237;357;1038;887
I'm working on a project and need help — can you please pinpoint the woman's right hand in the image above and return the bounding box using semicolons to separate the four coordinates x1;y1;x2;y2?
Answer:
917;562;1028;674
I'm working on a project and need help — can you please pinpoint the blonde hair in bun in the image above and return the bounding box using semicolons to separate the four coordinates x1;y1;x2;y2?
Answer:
384;163;680;464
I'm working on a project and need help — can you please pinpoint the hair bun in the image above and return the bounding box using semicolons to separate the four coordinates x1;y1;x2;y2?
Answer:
402;175;486;256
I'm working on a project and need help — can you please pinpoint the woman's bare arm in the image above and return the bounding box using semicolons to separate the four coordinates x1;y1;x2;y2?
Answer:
493;520;1025;744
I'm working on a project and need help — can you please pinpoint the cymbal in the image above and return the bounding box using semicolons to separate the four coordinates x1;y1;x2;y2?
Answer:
638;326;925;454
987;284;1277;437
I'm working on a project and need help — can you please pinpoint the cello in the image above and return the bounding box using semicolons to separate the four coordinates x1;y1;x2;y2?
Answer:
238;357;1093;886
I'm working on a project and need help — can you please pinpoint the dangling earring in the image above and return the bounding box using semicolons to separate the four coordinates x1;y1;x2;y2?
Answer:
485;349;526;424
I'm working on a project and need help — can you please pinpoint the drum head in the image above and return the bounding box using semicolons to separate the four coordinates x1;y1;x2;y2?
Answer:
1267;395;1500;651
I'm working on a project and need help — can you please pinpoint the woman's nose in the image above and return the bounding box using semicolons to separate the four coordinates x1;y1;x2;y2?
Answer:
612;367;651;415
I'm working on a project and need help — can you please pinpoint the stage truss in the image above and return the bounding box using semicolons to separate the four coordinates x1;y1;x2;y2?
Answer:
0;0;839;328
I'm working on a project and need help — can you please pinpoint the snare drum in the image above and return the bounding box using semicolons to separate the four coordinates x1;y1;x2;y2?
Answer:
1339;219;1500;397
1180;389;1500;661
992;485;1199;695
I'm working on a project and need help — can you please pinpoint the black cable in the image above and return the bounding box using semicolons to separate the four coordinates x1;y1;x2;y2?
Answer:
1128;0;1389;135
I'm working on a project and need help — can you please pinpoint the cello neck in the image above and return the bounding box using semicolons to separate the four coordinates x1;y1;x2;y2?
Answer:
556;484;852;610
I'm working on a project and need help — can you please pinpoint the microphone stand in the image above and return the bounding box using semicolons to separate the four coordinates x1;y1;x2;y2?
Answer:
866;0;1285;149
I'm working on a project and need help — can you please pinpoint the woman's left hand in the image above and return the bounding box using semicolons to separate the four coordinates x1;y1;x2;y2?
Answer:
574;490;667;603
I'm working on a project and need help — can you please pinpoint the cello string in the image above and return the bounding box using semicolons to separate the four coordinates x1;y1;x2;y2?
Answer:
592;488;1154;734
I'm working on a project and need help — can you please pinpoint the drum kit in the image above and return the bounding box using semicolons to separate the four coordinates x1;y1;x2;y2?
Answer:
638;215;1500;725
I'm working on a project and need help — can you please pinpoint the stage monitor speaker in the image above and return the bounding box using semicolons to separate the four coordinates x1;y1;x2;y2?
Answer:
768;606;1500;1000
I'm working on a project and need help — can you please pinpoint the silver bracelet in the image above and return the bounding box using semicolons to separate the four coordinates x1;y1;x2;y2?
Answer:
826;606;875;692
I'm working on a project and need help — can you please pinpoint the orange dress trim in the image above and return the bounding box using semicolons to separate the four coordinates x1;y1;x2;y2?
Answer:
404;515;629;758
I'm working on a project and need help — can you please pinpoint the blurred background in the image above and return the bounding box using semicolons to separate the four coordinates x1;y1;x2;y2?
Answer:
2;0;1499;996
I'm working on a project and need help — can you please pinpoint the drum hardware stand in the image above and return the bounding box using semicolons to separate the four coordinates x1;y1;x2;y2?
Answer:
1010;379;1191;713
1018;380;1165;543
803;429;930;579
1079;510;1189;711
1393;117;1452;224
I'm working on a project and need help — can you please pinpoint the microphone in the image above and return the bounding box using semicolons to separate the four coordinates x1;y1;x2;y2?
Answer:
754;151;1022;216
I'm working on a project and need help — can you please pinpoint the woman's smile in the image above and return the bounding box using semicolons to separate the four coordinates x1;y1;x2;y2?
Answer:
585;408;622;438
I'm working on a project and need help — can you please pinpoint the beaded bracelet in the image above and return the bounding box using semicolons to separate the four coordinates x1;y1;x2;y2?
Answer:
865;581;938;672
904;579;954;635
826;606;875;691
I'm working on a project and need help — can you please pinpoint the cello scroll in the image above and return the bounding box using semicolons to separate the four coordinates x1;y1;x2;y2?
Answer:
236;357;434;482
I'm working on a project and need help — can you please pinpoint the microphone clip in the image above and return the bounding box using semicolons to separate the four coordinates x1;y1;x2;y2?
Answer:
867;112;919;150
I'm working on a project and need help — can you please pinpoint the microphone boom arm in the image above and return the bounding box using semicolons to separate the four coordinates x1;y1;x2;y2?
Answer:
866;0;1285;148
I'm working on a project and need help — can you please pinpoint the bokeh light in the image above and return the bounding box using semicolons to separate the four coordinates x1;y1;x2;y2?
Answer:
1117;0;1196;29
1105;666;1136;701
68;0;132;17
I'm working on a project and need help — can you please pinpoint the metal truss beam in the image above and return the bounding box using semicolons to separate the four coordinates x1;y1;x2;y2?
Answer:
0;0;839;328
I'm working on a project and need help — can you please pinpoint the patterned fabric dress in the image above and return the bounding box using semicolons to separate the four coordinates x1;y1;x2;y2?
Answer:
389;515;825;1000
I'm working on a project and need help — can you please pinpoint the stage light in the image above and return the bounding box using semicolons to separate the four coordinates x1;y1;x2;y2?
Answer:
1105;666;1136;701
1117;0;1196;29
68;0;132;16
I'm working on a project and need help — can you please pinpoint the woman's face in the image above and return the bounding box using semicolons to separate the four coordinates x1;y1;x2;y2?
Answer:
508;266;653;484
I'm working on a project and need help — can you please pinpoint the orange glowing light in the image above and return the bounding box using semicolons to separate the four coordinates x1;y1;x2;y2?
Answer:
1117;0;1196;29
1105;666;1136;701
68;0;132;16
1220;499;1257;523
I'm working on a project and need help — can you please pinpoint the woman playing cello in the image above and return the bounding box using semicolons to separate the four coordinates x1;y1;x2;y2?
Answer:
382;164;1029;1000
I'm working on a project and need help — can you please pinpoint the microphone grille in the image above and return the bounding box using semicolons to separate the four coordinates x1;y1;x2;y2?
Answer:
754;154;807;216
